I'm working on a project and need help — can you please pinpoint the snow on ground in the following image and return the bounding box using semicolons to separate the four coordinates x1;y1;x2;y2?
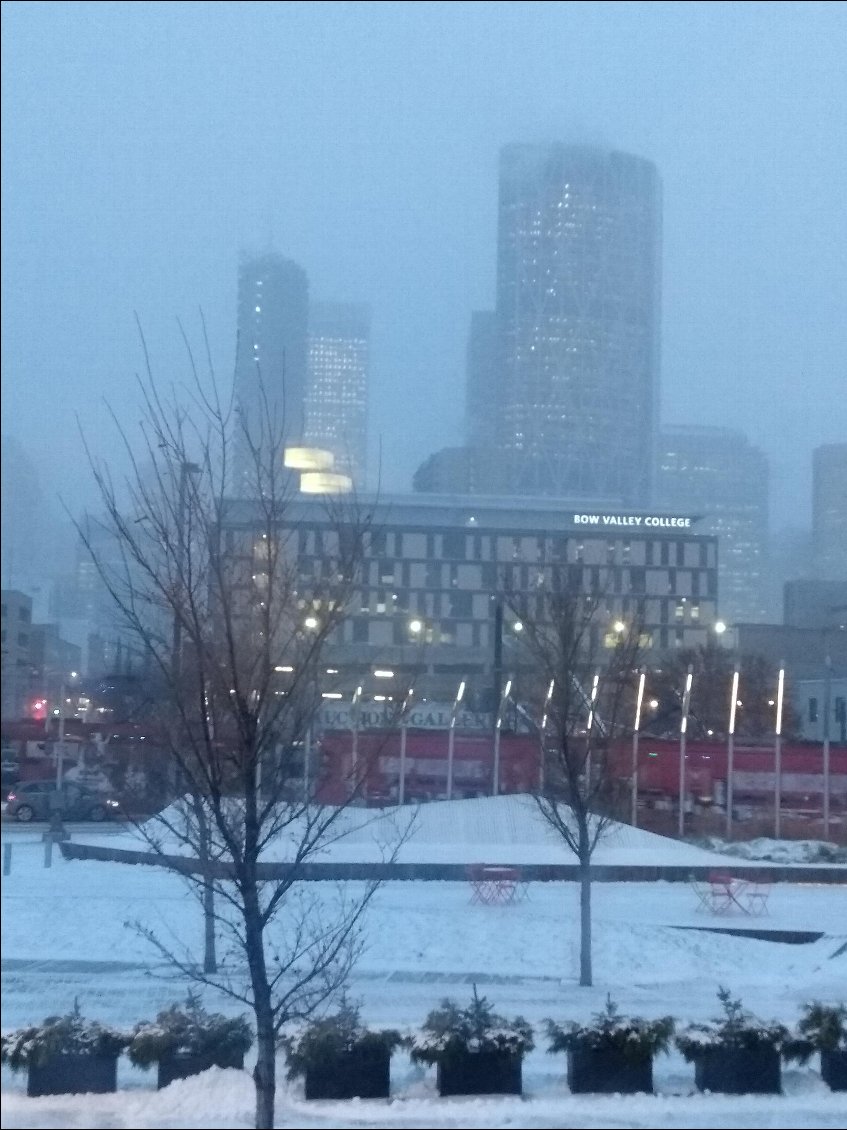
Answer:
2;797;846;1128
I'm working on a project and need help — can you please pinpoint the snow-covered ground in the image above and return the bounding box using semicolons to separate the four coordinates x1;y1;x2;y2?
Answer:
2;797;845;1128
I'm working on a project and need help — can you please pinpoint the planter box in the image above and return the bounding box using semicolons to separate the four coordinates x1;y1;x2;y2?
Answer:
157;1049;245;1090
692;1045;781;1094
436;1049;522;1097
566;1044;654;1094
821;1049;847;1092
27;1053;119;1097
303;1045;391;1100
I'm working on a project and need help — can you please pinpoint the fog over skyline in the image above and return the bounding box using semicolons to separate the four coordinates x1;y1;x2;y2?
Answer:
2;1;846;547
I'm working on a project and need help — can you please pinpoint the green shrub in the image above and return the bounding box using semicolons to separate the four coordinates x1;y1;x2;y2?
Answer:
128;992;253;1069
410;985;534;1067
280;998;405;1081
0;1000;129;1071
546;995;675;1061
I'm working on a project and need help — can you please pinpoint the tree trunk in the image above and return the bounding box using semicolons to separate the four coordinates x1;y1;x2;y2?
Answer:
578;828;592;986
243;882;276;1129
202;873;217;974
196;801;217;974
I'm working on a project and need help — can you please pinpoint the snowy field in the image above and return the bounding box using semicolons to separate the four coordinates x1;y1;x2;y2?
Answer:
2;797;845;1128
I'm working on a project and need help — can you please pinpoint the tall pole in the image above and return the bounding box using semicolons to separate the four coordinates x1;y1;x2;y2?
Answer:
585;671;600;788
493;677;512;797
351;684;362;777
446;678;465;801
774;663;785;839
492;599;503;714
399;688;413;805
55;681;66;789
631;668;645;827
823;653;832;840
725;666;740;839
540;679;554;793
303;722;312;805
678;665;694;838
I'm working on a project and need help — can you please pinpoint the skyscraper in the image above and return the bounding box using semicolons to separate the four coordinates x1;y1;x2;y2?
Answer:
304;303;370;487
656;426;770;624
813;443;847;581
232;252;309;494
495;144;661;504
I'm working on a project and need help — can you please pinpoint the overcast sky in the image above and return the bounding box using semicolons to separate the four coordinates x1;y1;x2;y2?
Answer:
2;0;845;535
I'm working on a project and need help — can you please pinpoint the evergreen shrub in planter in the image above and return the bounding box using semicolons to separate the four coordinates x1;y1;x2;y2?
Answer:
281;998;405;1100
546;995;675;1095
128;993;253;1089
0;1000;128;1097
410;985;534;1097
676;987;790;1095
786;1001;847;1092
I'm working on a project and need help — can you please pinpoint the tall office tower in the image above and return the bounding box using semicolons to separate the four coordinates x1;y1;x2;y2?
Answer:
304;302;370;486
232;252;309;494
496;144;661;504
813;443;847;581
656;426;770;624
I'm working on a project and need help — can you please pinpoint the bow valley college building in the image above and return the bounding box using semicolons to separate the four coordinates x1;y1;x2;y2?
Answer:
221;492;719;699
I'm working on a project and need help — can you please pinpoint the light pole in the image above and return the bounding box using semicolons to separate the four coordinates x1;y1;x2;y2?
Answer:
678;665;694;838
774;663;785;839
492;677;512;797
585;671;600;787
725;665;740;840
630;668;646;828
446;678;466;801
539;679;554;793
823;654;832;840
398;687;414;805
351;684;363;776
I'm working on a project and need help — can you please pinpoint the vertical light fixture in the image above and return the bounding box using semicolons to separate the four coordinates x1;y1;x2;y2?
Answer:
725;666;740;839
351;684;363;776
493;677;512;798
678;665;694;838
540;679;554;793
446;678;466;801
631;668;646;827
398;687;414;806
774;664;785;839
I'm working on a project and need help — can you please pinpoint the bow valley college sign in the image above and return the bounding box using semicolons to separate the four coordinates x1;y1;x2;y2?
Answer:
571;512;695;529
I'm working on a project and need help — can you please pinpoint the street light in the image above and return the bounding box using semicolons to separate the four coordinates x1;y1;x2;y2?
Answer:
725;666;740;839
631;668;646;827
446;678;466;801
678;665;694;838
492;677;512;798
774;663;785;839
398;687;414;805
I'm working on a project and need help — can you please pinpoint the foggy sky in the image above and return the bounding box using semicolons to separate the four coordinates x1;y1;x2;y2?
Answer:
2;0;846;537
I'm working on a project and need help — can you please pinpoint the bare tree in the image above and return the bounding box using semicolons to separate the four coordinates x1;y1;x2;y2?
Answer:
77;331;406;1129
503;577;644;987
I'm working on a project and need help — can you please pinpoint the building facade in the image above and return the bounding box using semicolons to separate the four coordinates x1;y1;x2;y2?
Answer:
222;494;718;704
494;144;661;505
813;443;847;582
656;426;770;624
304;302;370;487
232;252;309;495
1;590;34;720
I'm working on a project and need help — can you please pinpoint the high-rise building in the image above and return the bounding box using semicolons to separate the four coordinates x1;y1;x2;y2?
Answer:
495;144;661;504
813;443;847;581
232;252;309;494
656;426;770;624
304;303;370;487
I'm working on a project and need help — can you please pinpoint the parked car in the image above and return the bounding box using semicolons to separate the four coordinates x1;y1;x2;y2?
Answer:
4;781;121;823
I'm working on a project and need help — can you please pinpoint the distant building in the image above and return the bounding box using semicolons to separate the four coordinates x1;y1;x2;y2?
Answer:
784;579;847;631
465;310;498;452
1;590;34;720
656;426;769;624
494;144;661;504
413;448;476;494
28;623;81;710
794;675;847;743
304;302;370;487
232;252;309;494
813;443;847;581
222;494;719;704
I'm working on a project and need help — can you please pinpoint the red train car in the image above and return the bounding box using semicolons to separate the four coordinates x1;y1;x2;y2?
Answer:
313;726;847;820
